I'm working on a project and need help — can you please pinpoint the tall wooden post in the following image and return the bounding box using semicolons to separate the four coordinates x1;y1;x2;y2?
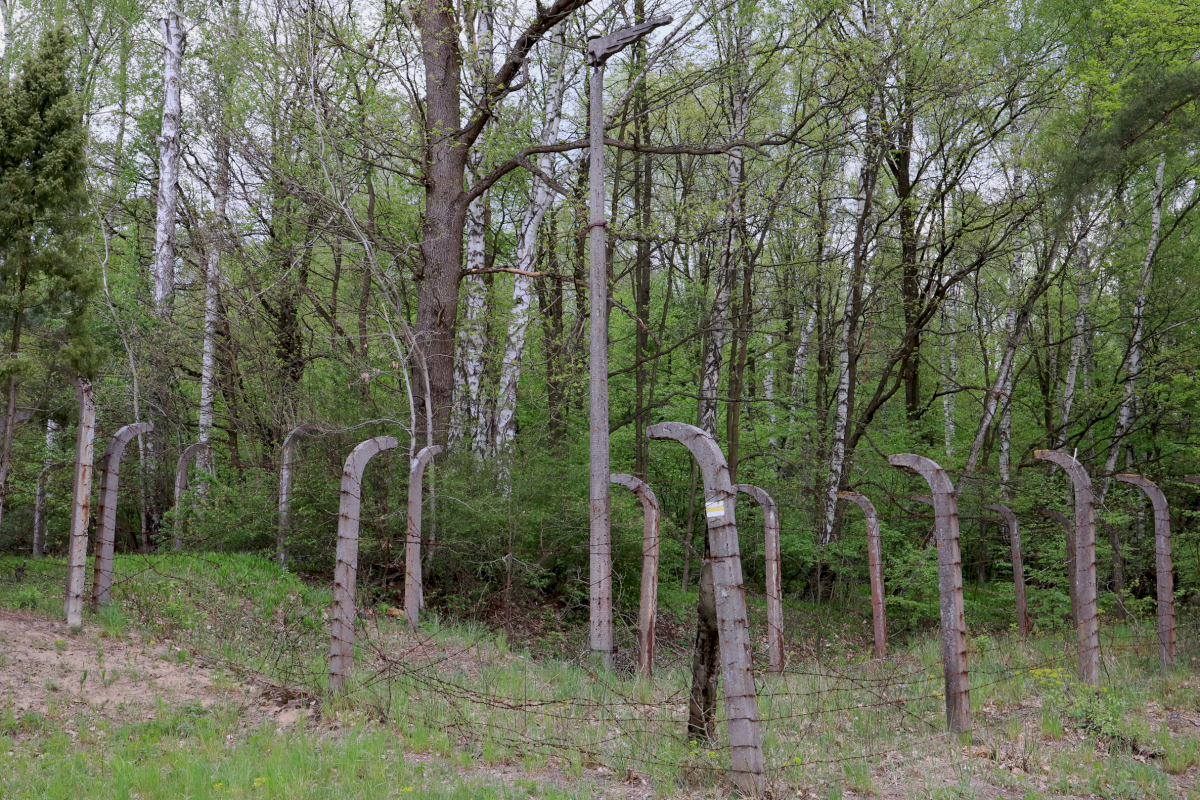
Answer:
611;473;660;677
888;454;970;735
839;491;887;658
64;377;96;628
92;422;154;608
404;445;442;631
1034;449;1100;687
985;504;1031;637
329;436;398;692
278;423;317;567
1115;474;1175;668
647;422;764;797
172;441;211;551
738;484;783;673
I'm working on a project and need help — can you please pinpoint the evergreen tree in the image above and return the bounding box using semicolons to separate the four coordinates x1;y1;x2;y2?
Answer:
0;25;94;525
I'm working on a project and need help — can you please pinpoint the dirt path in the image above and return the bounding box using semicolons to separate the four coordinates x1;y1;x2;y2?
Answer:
0;608;308;727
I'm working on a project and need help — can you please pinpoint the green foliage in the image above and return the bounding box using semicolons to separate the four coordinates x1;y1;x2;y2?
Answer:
0;24;95;372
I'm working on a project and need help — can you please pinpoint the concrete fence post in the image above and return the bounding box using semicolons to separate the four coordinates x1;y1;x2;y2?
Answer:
736;484;784;674
278;423;318;567
92;422;154;608
33;461;68;557
1040;507;1078;623
1034;449;1100;687
404;445;443;631
172;441;211;551
1115;474;1175;668
985;504;1031;637
328;435;398;692
888;454;970;735
611;473;661;677
840;491;887;658
64;377;96;628
647;422;764;798
1096;518;1127;620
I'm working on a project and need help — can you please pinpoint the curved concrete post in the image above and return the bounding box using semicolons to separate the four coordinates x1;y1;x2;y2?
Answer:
64;377;96;627
1096;518;1127;620
278;423;318;567
92;423;154;608
172;441;211;551
612;474;661;677
985;504;1031;637
1040;507;1078;622
1115;474;1175;668
1034;449;1099;687
329;435;398;692
404;445;443;631
33;461;68;557
888;454;970;735
737;484;784;674
647;422;764;797
839;491;887;658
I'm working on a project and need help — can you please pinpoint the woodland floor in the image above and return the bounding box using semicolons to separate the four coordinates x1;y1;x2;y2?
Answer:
1;554;1199;799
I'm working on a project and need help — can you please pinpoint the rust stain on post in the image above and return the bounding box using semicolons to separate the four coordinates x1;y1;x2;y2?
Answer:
737;484;783;674
278;423;318;567
64;377;96;628
647;422;764;797
1034;450;1099;687
611;473;660;677
888;454;970;735
985;504;1031;637
839;491;887;658
405;445;443;632
1115;474;1175;668
172;441;211;551
328;435;398;692
92;422;154;608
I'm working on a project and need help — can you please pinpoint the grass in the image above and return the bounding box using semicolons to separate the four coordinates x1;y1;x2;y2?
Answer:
1;553;1198;798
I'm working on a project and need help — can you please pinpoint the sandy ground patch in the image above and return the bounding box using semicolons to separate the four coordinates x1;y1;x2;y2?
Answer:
0;608;309;727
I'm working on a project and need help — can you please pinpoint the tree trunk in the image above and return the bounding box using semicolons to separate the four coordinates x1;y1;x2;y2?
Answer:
1100;156;1164;504
494;42;567;455
151;6;184;314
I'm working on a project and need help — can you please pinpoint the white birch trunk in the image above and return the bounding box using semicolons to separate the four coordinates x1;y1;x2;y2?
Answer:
493;42;567;454
788;307;816;433
763;334;776;447
451;4;493;454
823;299;852;545
1058;242;1092;447
151;7;184;314
699;17;749;438
1100;156;1165;504
942;287;956;458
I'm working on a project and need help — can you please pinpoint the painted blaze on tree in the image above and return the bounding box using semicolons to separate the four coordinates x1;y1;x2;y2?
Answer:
0;25;97;524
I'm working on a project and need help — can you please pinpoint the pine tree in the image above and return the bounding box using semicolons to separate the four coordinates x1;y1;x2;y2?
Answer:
0;25;94;528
